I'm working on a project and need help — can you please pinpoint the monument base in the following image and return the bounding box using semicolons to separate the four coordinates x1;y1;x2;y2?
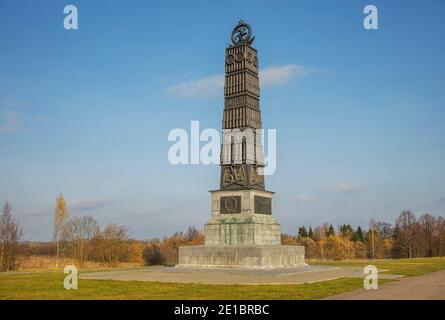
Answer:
177;245;305;268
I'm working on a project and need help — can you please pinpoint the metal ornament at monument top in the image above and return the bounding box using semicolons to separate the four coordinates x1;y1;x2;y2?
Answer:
231;19;255;46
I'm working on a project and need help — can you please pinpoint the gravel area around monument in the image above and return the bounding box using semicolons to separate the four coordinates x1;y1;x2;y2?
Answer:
80;265;401;285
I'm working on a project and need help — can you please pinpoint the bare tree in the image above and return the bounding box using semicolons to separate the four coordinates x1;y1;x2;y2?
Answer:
437;216;445;256
374;221;393;239
370;219;375;259
418;214;436;257
185;226;200;242
62;216;99;267
394;210;417;258
312;224;328;241
53;194;68;268
143;240;164;266
0;201;24;271
92;224;130;266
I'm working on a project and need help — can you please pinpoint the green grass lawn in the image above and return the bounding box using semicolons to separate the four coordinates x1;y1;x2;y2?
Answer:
1;257;444;300
0;272;367;300
312;257;445;277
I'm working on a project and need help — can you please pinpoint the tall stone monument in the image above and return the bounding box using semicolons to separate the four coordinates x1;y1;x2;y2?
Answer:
178;20;305;268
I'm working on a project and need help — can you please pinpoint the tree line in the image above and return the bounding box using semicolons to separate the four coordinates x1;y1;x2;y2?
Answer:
0;196;143;271
1;195;444;271
52;194;143;267
0;196;202;270
290;210;445;260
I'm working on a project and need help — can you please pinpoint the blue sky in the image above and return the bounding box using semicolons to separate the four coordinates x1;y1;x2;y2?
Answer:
0;0;444;240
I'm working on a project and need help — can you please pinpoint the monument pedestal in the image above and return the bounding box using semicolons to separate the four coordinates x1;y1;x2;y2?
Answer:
178;245;305;268
205;190;281;246
178;189;305;268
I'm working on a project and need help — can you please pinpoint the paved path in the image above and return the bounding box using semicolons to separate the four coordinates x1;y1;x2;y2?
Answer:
80;265;399;285
325;270;445;300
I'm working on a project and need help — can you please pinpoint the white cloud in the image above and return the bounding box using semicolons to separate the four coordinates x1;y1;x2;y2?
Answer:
68;198;110;211
165;74;224;99
18;209;51;218
260;64;309;88
293;194;318;204
336;183;366;194
0;112;19;134
165;64;313;99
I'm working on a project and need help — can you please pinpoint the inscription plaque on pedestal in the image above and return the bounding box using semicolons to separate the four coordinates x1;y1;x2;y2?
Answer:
220;196;241;214
254;196;271;215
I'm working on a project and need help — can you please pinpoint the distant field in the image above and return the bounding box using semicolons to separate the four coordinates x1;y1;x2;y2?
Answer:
1;257;445;300
16;256;142;272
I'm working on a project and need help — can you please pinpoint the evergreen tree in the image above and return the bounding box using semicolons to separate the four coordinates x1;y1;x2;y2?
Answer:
343;223;354;257
391;224;404;258
298;226;308;238
308;226;313;239
353;226;365;242
340;224;354;239
339;224;344;235
325;224;335;237
352;231;360;242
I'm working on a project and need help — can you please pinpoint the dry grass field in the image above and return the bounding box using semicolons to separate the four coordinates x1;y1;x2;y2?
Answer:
17;256;142;272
